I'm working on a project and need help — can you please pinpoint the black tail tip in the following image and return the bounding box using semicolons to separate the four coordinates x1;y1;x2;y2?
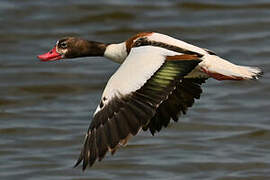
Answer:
252;70;264;80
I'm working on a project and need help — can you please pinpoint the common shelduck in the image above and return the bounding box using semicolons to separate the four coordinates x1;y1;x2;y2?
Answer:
38;32;263;170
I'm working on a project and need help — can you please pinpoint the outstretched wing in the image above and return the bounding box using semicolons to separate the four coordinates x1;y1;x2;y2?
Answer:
75;46;202;170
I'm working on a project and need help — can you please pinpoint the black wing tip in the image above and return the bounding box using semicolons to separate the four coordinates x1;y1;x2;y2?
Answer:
74;158;82;168
73;132;96;171
73;152;95;171
150;129;156;136
252;70;263;80
73;151;88;171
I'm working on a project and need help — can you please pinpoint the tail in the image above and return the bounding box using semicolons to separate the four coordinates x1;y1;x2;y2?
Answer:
201;55;263;80
234;65;263;80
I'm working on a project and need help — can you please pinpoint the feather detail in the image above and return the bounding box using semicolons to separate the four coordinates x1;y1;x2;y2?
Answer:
75;54;201;169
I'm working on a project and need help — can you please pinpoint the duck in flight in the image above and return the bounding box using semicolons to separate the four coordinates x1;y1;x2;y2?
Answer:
38;32;263;170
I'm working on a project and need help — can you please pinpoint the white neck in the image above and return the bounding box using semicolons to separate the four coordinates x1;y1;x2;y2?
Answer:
104;42;128;63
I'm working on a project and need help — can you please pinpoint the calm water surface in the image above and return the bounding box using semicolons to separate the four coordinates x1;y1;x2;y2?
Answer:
1;0;270;179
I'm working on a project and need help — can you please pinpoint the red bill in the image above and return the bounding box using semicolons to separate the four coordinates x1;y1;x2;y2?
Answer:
37;46;63;61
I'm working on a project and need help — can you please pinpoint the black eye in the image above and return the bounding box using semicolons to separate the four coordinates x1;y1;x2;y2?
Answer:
60;42;67;49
